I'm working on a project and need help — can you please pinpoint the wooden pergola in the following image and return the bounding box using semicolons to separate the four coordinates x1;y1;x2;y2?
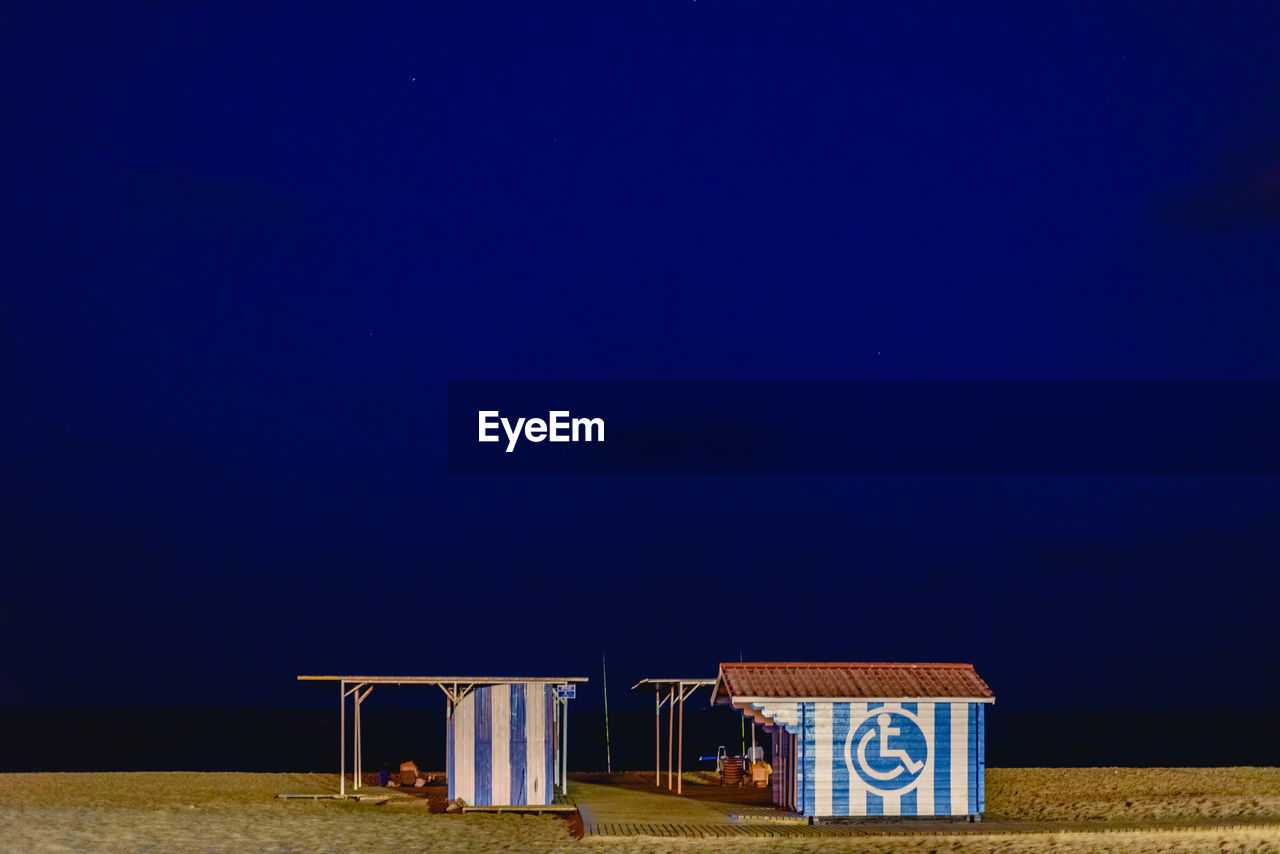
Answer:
298;675;588;797
631;678;714;795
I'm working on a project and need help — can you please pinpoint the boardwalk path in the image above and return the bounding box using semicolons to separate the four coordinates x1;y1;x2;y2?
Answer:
569;782;1280;840
572;781;826;839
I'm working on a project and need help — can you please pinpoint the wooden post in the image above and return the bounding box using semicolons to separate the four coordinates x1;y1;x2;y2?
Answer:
677;688;684;795
666;686;674;790
655;688;660;786
339;680;345;797
353;685;372;791
787;732;793;810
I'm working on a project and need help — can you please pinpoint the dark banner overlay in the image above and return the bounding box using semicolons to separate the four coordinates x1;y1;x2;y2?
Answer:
447;381;1280;475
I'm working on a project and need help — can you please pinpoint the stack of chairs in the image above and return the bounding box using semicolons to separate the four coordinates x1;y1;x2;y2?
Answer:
720;755;744;786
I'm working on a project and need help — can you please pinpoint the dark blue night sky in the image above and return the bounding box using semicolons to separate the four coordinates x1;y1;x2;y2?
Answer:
4;2;1278;755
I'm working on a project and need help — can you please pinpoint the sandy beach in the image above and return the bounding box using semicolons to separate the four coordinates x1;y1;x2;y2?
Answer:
1;768;1277;853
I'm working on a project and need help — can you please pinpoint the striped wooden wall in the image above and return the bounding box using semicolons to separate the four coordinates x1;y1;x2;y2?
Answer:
764;700;985;818
447;683;556;806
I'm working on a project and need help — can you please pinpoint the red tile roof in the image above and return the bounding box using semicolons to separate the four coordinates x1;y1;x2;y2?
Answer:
712;662;994;703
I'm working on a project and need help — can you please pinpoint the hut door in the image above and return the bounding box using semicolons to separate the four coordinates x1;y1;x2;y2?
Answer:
770;728;799;813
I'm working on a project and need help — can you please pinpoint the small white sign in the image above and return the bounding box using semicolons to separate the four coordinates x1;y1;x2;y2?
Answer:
557;685;576;699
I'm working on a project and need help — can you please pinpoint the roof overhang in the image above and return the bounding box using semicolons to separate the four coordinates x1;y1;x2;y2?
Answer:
298;675;588;684
632;677;716;706
711;662;995;707
298;675;588;704
631;678;715;690
730;695;996;704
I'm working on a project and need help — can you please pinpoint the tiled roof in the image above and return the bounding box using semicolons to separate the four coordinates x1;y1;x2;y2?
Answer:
712;662;994;703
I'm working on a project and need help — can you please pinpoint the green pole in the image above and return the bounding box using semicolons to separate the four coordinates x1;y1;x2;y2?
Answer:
602;652;612;774
739;649;746;757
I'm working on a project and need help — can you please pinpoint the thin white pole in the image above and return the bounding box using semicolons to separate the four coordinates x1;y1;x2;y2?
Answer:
562;697;569;796
552;697;560;791
339;680;345;797
355;691;361;791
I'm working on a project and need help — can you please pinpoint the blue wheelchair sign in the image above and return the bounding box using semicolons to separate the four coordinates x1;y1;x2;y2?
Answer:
844;709;928;794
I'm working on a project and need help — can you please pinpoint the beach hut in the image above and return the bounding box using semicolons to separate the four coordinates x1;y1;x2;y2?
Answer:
711;662;994;820
448;681;563;806
297;675;587;805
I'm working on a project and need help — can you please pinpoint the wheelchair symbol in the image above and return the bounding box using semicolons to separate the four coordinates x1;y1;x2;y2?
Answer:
844;709;928;794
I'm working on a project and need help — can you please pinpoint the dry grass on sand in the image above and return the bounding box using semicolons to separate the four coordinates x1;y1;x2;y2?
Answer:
986;768;1280;823
0;769;1276;853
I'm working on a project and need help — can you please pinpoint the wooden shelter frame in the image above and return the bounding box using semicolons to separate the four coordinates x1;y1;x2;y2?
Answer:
298;675;588;797
630;678;715;795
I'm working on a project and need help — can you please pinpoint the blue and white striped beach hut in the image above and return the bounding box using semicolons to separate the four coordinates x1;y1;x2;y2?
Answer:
448;681;566;806
712;662;994;819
